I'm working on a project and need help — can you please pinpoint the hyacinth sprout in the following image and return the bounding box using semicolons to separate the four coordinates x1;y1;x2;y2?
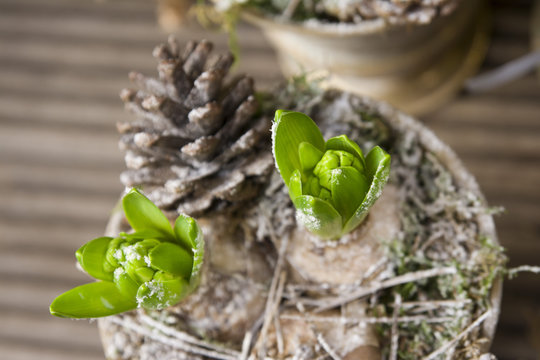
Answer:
272;110;391;239
50;189;204;318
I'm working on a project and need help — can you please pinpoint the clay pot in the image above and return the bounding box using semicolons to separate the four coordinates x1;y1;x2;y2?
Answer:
242;1;490;115
98;91;501;359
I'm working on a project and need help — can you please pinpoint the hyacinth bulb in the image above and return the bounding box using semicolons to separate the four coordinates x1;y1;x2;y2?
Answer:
272;110;391;239
50;189;204;318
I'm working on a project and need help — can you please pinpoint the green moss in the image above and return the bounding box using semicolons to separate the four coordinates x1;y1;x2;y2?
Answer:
375;144;507;358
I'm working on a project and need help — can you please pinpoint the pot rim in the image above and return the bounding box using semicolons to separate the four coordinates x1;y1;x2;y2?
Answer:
241;2;465;37
242;10;388;36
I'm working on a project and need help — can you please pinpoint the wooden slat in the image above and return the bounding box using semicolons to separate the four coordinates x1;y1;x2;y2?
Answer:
0;250;89;284
485;199;540;228
465;159;540;200
0;68;127;102
431;126;540;156
0;186;117;224
0;254;89;282
0;0;279;49
0;310;102;354
0;94;126;129
0;0;154;14
0;161;121;194
466;76;540;100
0;219;109;251
0;278;90;314
428;94;540;127
0;36;279;88
0;344;102;360
0;123;122;166
0;37;156;72
0;12;162;45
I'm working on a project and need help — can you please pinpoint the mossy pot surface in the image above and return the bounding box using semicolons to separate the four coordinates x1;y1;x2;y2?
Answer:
98;90;502;359
242;0;490;115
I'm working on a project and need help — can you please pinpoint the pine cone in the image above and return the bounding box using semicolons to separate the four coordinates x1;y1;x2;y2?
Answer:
118;37;273;216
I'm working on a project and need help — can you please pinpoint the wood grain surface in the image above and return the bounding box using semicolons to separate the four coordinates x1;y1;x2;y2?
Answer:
0;0;538;359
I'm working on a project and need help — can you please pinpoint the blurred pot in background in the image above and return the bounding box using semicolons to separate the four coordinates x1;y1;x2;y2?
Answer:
228;0;490;115
157;0;193;31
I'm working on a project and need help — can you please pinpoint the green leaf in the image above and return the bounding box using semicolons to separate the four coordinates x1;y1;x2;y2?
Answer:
77;237;114;282
342;208;370;235
173;214;199;250
365;146;390;182
272;110;325;185
343;147;391;234
149;242;193;280
298;142;323;174
122;189;174;240
75;244;86;265
174;214;204;281
325;135;365;170
288;169;303;200
331;167;369;223
135;267;155;283
50;281;137;318
113;268;140;299
189;221;205;282
121;229;164;241
136;277;188;310
293;195;342;239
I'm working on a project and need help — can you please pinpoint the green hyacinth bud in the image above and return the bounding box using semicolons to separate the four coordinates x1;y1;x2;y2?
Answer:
272;110;391;239
104;236;193;308
50;189;204;318
307;150;367;204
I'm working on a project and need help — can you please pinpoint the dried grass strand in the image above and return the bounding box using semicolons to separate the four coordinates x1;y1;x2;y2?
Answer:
313;267;457;312
139;314;240;357
422;309;493;360
254;234;289;357
316;333;343;360
279;314;453;325
389;294;402;360
109;316;239;360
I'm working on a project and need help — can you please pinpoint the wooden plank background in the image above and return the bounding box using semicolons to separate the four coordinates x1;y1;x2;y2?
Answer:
0;0;538;359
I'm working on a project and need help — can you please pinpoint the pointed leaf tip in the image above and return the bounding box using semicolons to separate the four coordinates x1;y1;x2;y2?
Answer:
331;167;369;223
365;146;390;182
173;214;199;249
174;214;204;281
50;282;136;318
122;189;174;240
325;135;365;169
149;242;193;280
343;146;390;234
272;110;325;185
77;236;114;282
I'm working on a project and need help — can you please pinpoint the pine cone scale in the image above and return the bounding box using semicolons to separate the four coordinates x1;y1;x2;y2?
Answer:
120;167;175;187
218;95;259;140
186;102;224;137
182;40;213;80
128;72;168;98
184;69;225;108
221;77;254;117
